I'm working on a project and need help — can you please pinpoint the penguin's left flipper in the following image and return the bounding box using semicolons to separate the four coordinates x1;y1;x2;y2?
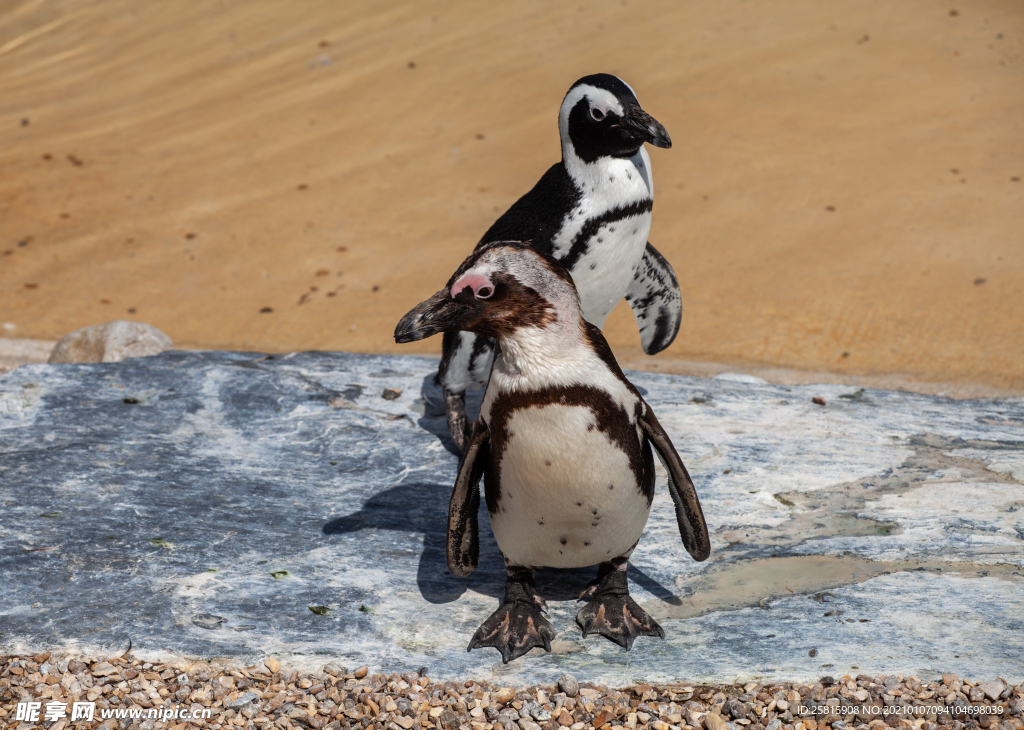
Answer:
625;242;683;355
446;419;490;577
637;402;711;561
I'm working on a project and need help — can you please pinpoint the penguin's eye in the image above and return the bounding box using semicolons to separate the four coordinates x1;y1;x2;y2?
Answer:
590;107;606;121
476;286;493;299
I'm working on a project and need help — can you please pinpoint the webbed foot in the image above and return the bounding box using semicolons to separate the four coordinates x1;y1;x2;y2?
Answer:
468;568;555;663
576;560;664;649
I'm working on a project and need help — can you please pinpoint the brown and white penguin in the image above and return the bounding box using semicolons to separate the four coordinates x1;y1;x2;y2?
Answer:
395;242;709;663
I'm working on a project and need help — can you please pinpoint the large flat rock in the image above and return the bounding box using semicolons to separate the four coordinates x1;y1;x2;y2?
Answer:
1;351;1022;685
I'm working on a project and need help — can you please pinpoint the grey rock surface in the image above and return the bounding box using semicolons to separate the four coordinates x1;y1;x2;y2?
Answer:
1;350;1022;685
47;320;172;363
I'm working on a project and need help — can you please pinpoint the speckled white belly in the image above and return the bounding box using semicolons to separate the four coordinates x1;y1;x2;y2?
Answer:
571;212;652;328
488;403;651;568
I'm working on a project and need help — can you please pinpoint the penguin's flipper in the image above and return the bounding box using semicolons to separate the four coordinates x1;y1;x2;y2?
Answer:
447;419;490;577
637;403;711;561
624;242;682;355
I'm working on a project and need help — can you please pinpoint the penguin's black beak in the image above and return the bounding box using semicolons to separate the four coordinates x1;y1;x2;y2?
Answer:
395;288;474;343
621;106;672;149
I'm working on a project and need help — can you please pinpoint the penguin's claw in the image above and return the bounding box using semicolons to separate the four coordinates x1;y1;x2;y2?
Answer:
467;601;555;664
576;566;664;650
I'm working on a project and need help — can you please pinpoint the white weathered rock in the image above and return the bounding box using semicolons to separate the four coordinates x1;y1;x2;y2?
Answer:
48;320;172;363
1;351;1022;685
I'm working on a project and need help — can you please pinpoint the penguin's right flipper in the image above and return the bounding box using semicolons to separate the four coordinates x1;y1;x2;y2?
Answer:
637;401;711;561
446;419;490;577
625;242;682;355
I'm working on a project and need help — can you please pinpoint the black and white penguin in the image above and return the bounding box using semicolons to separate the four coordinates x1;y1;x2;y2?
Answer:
395;242;709;663
438;73;683;452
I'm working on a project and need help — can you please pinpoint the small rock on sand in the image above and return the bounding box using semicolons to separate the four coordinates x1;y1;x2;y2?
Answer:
48;320;172;364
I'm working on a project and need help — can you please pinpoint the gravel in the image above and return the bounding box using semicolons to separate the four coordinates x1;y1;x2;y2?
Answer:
1;654;1021;730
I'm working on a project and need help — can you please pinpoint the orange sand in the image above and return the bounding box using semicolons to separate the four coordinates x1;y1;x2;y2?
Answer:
2;1;1022;393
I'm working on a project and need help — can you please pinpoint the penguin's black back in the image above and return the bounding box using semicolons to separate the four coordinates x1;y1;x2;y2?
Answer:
475;163;581;257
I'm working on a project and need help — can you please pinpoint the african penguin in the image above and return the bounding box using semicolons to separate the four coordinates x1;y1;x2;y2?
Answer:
395;242;710;663
438;73;684;452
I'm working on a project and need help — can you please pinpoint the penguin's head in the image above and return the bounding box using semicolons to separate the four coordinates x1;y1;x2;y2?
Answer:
394;242;582;344
558;73;671;163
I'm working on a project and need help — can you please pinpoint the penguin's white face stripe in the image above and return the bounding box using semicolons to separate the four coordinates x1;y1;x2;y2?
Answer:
558;85;624;152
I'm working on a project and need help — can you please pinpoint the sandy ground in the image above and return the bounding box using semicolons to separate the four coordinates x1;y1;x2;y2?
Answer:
1;1;1022;394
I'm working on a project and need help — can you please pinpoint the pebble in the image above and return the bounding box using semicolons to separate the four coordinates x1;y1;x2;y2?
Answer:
1;653;1021;730
979;681;1006;701
440;710;459;730
225;691;260;709
494;687;516;705
531;705;552;721
559;673;580;698
90;662;118;677
705;712;730;730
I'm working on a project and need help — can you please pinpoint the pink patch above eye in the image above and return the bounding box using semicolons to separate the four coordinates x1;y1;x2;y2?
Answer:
451;272;494;299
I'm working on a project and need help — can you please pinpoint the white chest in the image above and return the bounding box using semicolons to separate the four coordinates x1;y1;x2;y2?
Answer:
484;402;651;569
552;148;655;328
570;213;651;327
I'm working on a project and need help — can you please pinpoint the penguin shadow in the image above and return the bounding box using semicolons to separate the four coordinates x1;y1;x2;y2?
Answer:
414;374;483;457
322;481;503;604
322;482;682;607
